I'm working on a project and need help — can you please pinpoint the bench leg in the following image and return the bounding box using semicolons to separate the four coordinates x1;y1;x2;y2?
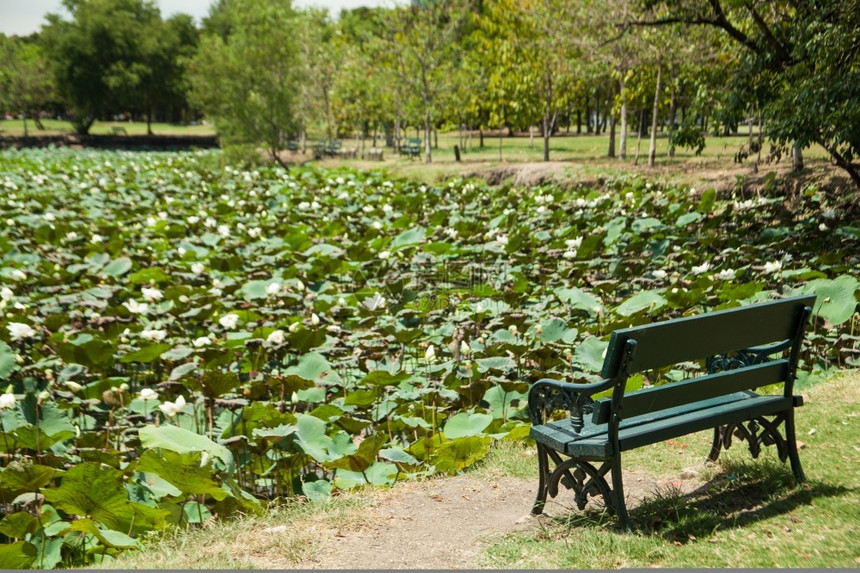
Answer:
784;409;807;482
532;443;550;515
610;456;633;532
707;426;725;462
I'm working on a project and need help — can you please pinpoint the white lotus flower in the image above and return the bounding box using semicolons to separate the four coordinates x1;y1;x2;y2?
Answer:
64;381;82;393
715;269;736;281
763;261;782;274
141;287;163;301
219;313;239;329
141;329;167;342
65;231;78;240
563;250;577;259
652;270;668;280
191;262;205;274
363;292;387;311
0;287;13;301
91;234;103;243
0;393;15;409
496;234;509;246
378;250;390;260
288;321;301;333
158;395;186;417
10;269;26;281
311;313;320;326
565;236;583;249
266;282;281;295
371;221;383;230
187;215;200;225
123;300;148;314
217;224;231;237
7;322;36;341
140;388;159;401
459;340;470;355
265;329;285;346
193;336;210;347
691;262;711;275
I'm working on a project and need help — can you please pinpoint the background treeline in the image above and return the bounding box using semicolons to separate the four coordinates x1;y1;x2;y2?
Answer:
1;0;858;185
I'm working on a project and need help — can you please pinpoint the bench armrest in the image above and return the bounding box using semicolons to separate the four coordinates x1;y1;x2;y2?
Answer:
528;377;615;433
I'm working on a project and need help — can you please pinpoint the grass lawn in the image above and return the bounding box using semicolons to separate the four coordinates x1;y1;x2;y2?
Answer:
0;118;216;137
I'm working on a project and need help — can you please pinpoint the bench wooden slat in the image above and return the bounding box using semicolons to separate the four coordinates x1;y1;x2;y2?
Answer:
532;393;793;459
601;295;815;377
592;360;789;424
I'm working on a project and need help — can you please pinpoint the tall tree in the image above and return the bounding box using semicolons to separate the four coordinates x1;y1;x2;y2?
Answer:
187;0;302;166
383;0;466;163
42;0;164;134
637;0;860;190
0;35;56;136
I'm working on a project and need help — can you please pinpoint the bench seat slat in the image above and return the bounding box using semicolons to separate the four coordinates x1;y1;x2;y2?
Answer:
531;393;793;460
593;360;789;424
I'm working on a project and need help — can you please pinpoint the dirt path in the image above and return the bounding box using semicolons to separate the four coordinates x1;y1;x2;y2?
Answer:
238;469;704;570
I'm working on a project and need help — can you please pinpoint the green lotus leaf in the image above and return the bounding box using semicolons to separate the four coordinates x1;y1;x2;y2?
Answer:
68;517;140;549
0;341;16;379
41;463;136;532
0;510;40;539
302;479;333;501
139;425;235;474
391;226;426;249
554;286;602;315
615;290;668;316
475;356;516;373
98;256;133;277
571;337;608;372
120;343;172;363
379;447;420;465
800;275;860;326
443;411;493;438
0;460;62;498
0;541;36;569
481;385;528;420
284;352;342;385
136;449;229;501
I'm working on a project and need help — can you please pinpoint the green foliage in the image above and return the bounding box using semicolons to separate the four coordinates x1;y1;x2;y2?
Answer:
0;149;857;567
186;0;302;164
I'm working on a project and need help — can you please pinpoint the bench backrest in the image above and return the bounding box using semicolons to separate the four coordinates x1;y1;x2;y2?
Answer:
594;295;815;423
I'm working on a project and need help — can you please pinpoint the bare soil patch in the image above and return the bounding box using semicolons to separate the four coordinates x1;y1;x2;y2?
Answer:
237;469;705;570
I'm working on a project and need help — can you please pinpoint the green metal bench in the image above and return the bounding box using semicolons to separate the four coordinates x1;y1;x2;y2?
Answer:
528;295;816;530
399;137;422;158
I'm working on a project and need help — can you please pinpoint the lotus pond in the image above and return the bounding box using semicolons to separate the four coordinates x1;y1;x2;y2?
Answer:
0;147;858;567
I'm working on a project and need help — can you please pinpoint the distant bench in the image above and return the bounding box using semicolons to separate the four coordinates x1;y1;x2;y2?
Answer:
528;295;815;530
111;126;128;136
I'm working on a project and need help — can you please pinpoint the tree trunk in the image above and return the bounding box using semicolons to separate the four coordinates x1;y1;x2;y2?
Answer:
608;110;616;158
576;109;581;134
424;112;432;163
543;74;553;162
667;69;677;157
619;76;628;160
792;142;804;171
648;57;662;168
22;115;28;137
634;108;644;166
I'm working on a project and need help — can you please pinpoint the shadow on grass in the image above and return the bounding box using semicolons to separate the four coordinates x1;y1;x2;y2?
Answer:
550;459;854;541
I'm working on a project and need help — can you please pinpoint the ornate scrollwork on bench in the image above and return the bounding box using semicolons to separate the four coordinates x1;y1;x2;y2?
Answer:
548;458;613;511
708;413;791;462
